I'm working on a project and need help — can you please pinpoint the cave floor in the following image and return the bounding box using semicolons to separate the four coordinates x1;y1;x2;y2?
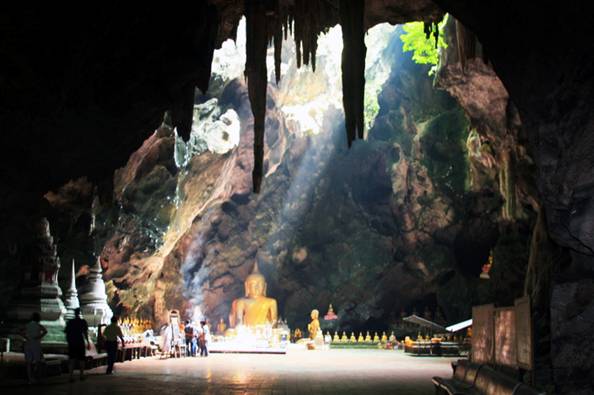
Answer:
2;349;456;394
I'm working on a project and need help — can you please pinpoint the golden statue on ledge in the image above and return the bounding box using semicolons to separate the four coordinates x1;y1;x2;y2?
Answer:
307;309;320;340
229;262;278;327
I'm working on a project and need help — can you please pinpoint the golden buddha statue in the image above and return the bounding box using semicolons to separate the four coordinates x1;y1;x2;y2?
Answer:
358;332;364;343
307;309;320;340
480;251;494;279
341;331;348;343
294;328;302;341
217;318;227;334
389;331;396;342
373;332;380;343
381;331;387;343
365;331;372;343
229;263;278;327
350;332;356;343
333;331;339;343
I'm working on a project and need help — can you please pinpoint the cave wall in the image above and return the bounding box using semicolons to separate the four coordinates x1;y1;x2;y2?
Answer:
433;2;594;393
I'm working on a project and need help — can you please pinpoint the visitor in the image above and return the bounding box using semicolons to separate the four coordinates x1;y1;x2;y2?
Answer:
24;312;47;384
160;323;173;358
184;320;196;357
198;320;209;357
103;316;125;374
65;308;90;382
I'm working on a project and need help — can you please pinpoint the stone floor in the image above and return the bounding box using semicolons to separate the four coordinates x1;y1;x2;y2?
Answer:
1;349;456;394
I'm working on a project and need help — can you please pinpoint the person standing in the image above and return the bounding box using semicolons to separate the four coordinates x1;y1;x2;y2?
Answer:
198;320;209;357
64;308;90;382
160;323;173;358
184;320;196;357
24;312;48;384
103;316;125;374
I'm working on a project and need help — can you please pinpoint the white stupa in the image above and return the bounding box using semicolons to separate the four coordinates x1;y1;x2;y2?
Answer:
79;257;113;327
63;259;80;320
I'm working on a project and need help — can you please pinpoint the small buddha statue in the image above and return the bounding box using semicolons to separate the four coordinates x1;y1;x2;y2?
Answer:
350;332;356;343
229;262;278;327
333;331;340;343
358;332;364;343
217;318;227;334
307;309;320;340
341;331;348;343
294;328;302;341
373;332;380;343
480;252;494;279
365;331;372;343
381;331;387;343
389;331;396;342
324;304;338;320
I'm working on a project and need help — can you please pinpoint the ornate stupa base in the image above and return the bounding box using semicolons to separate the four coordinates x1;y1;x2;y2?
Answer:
0;218;67;349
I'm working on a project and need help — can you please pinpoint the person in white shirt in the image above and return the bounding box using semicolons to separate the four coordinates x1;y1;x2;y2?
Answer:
198;321;209;357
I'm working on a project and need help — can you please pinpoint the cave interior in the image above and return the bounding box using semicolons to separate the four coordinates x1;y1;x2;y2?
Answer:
1;1;594;393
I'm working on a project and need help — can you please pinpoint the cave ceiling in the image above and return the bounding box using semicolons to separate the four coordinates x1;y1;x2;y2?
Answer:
1;1;593;255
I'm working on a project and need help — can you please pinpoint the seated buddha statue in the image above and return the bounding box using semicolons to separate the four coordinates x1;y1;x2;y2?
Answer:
365;331;372;343
389;331;396;343
229;263;278;327
333;331;340;342
358;332;364;343
341;331;348;343
350;332;356;343
373;332;380;343
307;309;320;340
381;332;387;343
217;318;227;334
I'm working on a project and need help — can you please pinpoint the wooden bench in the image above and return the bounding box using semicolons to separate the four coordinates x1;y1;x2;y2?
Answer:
432;360;544;395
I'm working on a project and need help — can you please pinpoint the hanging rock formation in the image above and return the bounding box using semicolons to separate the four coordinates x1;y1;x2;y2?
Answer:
245;0;270;192
340;0;366;146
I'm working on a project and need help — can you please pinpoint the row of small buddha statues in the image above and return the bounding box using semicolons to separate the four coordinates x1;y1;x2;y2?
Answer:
295;330;398;344
118;317;153;335
330;331;393;344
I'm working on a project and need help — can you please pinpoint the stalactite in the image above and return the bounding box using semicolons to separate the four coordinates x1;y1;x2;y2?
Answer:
245;0;269;193
273;15;283;85
172;2;217;142
171;83;195;141
290;0;334;71
339;0;366;147
455;20;477;71
498;147;517;221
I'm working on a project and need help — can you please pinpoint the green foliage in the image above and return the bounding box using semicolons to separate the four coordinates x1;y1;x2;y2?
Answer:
400;18;447;75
